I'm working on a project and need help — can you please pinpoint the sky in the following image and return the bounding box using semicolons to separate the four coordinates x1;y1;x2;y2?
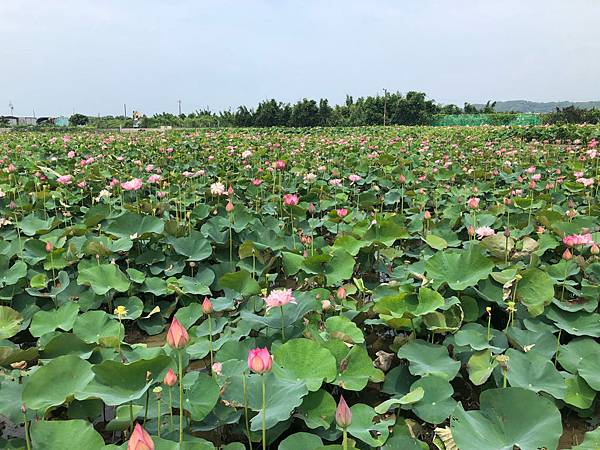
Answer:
1;0;599;117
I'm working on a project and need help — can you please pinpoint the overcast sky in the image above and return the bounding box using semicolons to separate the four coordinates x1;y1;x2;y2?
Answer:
1;0;599;117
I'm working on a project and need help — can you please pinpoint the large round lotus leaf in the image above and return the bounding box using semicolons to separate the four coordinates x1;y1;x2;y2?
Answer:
362;217;409;246
515;268;554;317
382;364;418;397
425;245;493;291
76;355;170;405
40;332;96;360
332;235;369;256
0;258;27;287
184;372;220;421
273;338;337;391
505;349;565;399
383;434;428;450
424;234;448;250
346;403;394;447
0;306;23;339
297;389;336;429
451;387;562;450
397;340;460;380
325;316;364;343
219;270;261;296
374;387;425;413
77;264;130;295
29;302;79;337
409;375;456;424
467;350;498;386
572;427;600;450
279;432;323;450
557;338;600;390
30;419;105;450
562;372;596;409
23;355;94;412
546;308;600;337
480;233;515;258
112;296;144;320
506;326;556;359
0;380;24;423
73;310;124;345
105;212;164;239
329;343;384;391
169;231;213;261
18;214;55;236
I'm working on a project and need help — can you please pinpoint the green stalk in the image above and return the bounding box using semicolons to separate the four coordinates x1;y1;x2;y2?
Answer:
342;429;348;450
157;396;162;438
243;373;253;450
208;315;214;379
262;375;267;450
178;350;184;445
280;306;285;341
169;388;174;431
23;410;31;450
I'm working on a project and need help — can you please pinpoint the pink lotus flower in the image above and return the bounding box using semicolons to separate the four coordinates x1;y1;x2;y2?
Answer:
166;317;189;349
145;164;154;172
348;174;361;182
128;423;154;450
247;347;272;374
226;200;234;213
467;197;480;209
121;178;143;191
212;362;222;376
252;178;262;186
264;288;296;312
336;208;348;218
157;191;167;198
335;396;352;428
283;194;299;206
476;226;495;239
275;160;286;170
67;151;76;158
329;178;342;187
57;175;72;185
163;368;177;387
147;174;161;184
210;182;225;196
563;233;594;247
77;181;86;189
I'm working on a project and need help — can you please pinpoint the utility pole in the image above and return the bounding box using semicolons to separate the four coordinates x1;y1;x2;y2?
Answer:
123;103;127;118
178;99;182;116
8;101;14;115
383;88;388;126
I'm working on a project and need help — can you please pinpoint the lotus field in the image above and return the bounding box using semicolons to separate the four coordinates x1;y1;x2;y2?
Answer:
1;126;600;450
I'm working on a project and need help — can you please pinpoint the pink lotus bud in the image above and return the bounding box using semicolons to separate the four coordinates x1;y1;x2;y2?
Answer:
227;186;234;196
423;210;431;220
166;317;189;349
163;368;177;387
308;203;316;214
226;201;234;213
212;362;222;376
591;244;599;255
336;286;347;300
321;299;331;311
202;297;213;315
467;197;480;209
45;242;54;252
562;249;573;261
468;225;475;237
399;175;406;184
128;423;155;450
275;160;286;170
335;396;352;428
247;347;272;374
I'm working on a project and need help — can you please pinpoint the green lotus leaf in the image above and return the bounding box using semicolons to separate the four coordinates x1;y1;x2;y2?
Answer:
184;372;220;421
451;387;562;450
562;372;596;409
325;316;364;343
515;268;554;316
332;235;369;256
0;380;25;423
481;233;515;258
0;306;23;339
112;296;144;320
76;355;170;405
18;213;55;236
30;302;79;337
0;257;27;287
23;355;94;412
346;403;394;447
557;338;600;390
77;263;130;295
397;340;460;380
297;389;336;429
105;212;164;239
73;310;124;344
169;231;213;261
30;419;106;450
374;387;425;414
282;251;304;275
409;375;457;424
40;332;96;360
467;349;498;385
546;307;600;337
279;432;323;450
273;338;337;391
505;348;565;399
219;270;261;296
424;234;448;250
425;244;493;291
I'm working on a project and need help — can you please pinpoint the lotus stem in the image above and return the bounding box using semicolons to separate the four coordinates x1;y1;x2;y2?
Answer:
208;314;214;379
243;372;253;450
23;409;31;450
168;387;174;431
343;428;348;450
262;374;267;450
178;350;184;445
280;305;285;341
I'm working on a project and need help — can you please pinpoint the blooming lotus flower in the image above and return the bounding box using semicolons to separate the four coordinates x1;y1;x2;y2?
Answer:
252;178;262;186
563;233;594;247
348;174;361;182
67;151;76;158
210;182;225;195
121;178;143;191
329;178;342;187
128;423;154;450
336;208;348;218
476;226;495;239
335;396;352;428
263;288;296;312
57;175;72;185
304;173;317;183
247;347;272;374
275;160;286;170
212;362;222;376
163;368;177;387
166;317;189;349
283;194;299;206
147;174;161;184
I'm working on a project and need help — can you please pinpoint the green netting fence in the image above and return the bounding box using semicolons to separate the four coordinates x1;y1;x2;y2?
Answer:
431;114;542;126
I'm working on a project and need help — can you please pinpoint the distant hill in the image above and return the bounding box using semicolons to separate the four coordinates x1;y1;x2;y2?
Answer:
472;100;600;113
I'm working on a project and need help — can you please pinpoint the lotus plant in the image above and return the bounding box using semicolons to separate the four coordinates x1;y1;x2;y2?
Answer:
248;347;273;450
166;317;189;445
